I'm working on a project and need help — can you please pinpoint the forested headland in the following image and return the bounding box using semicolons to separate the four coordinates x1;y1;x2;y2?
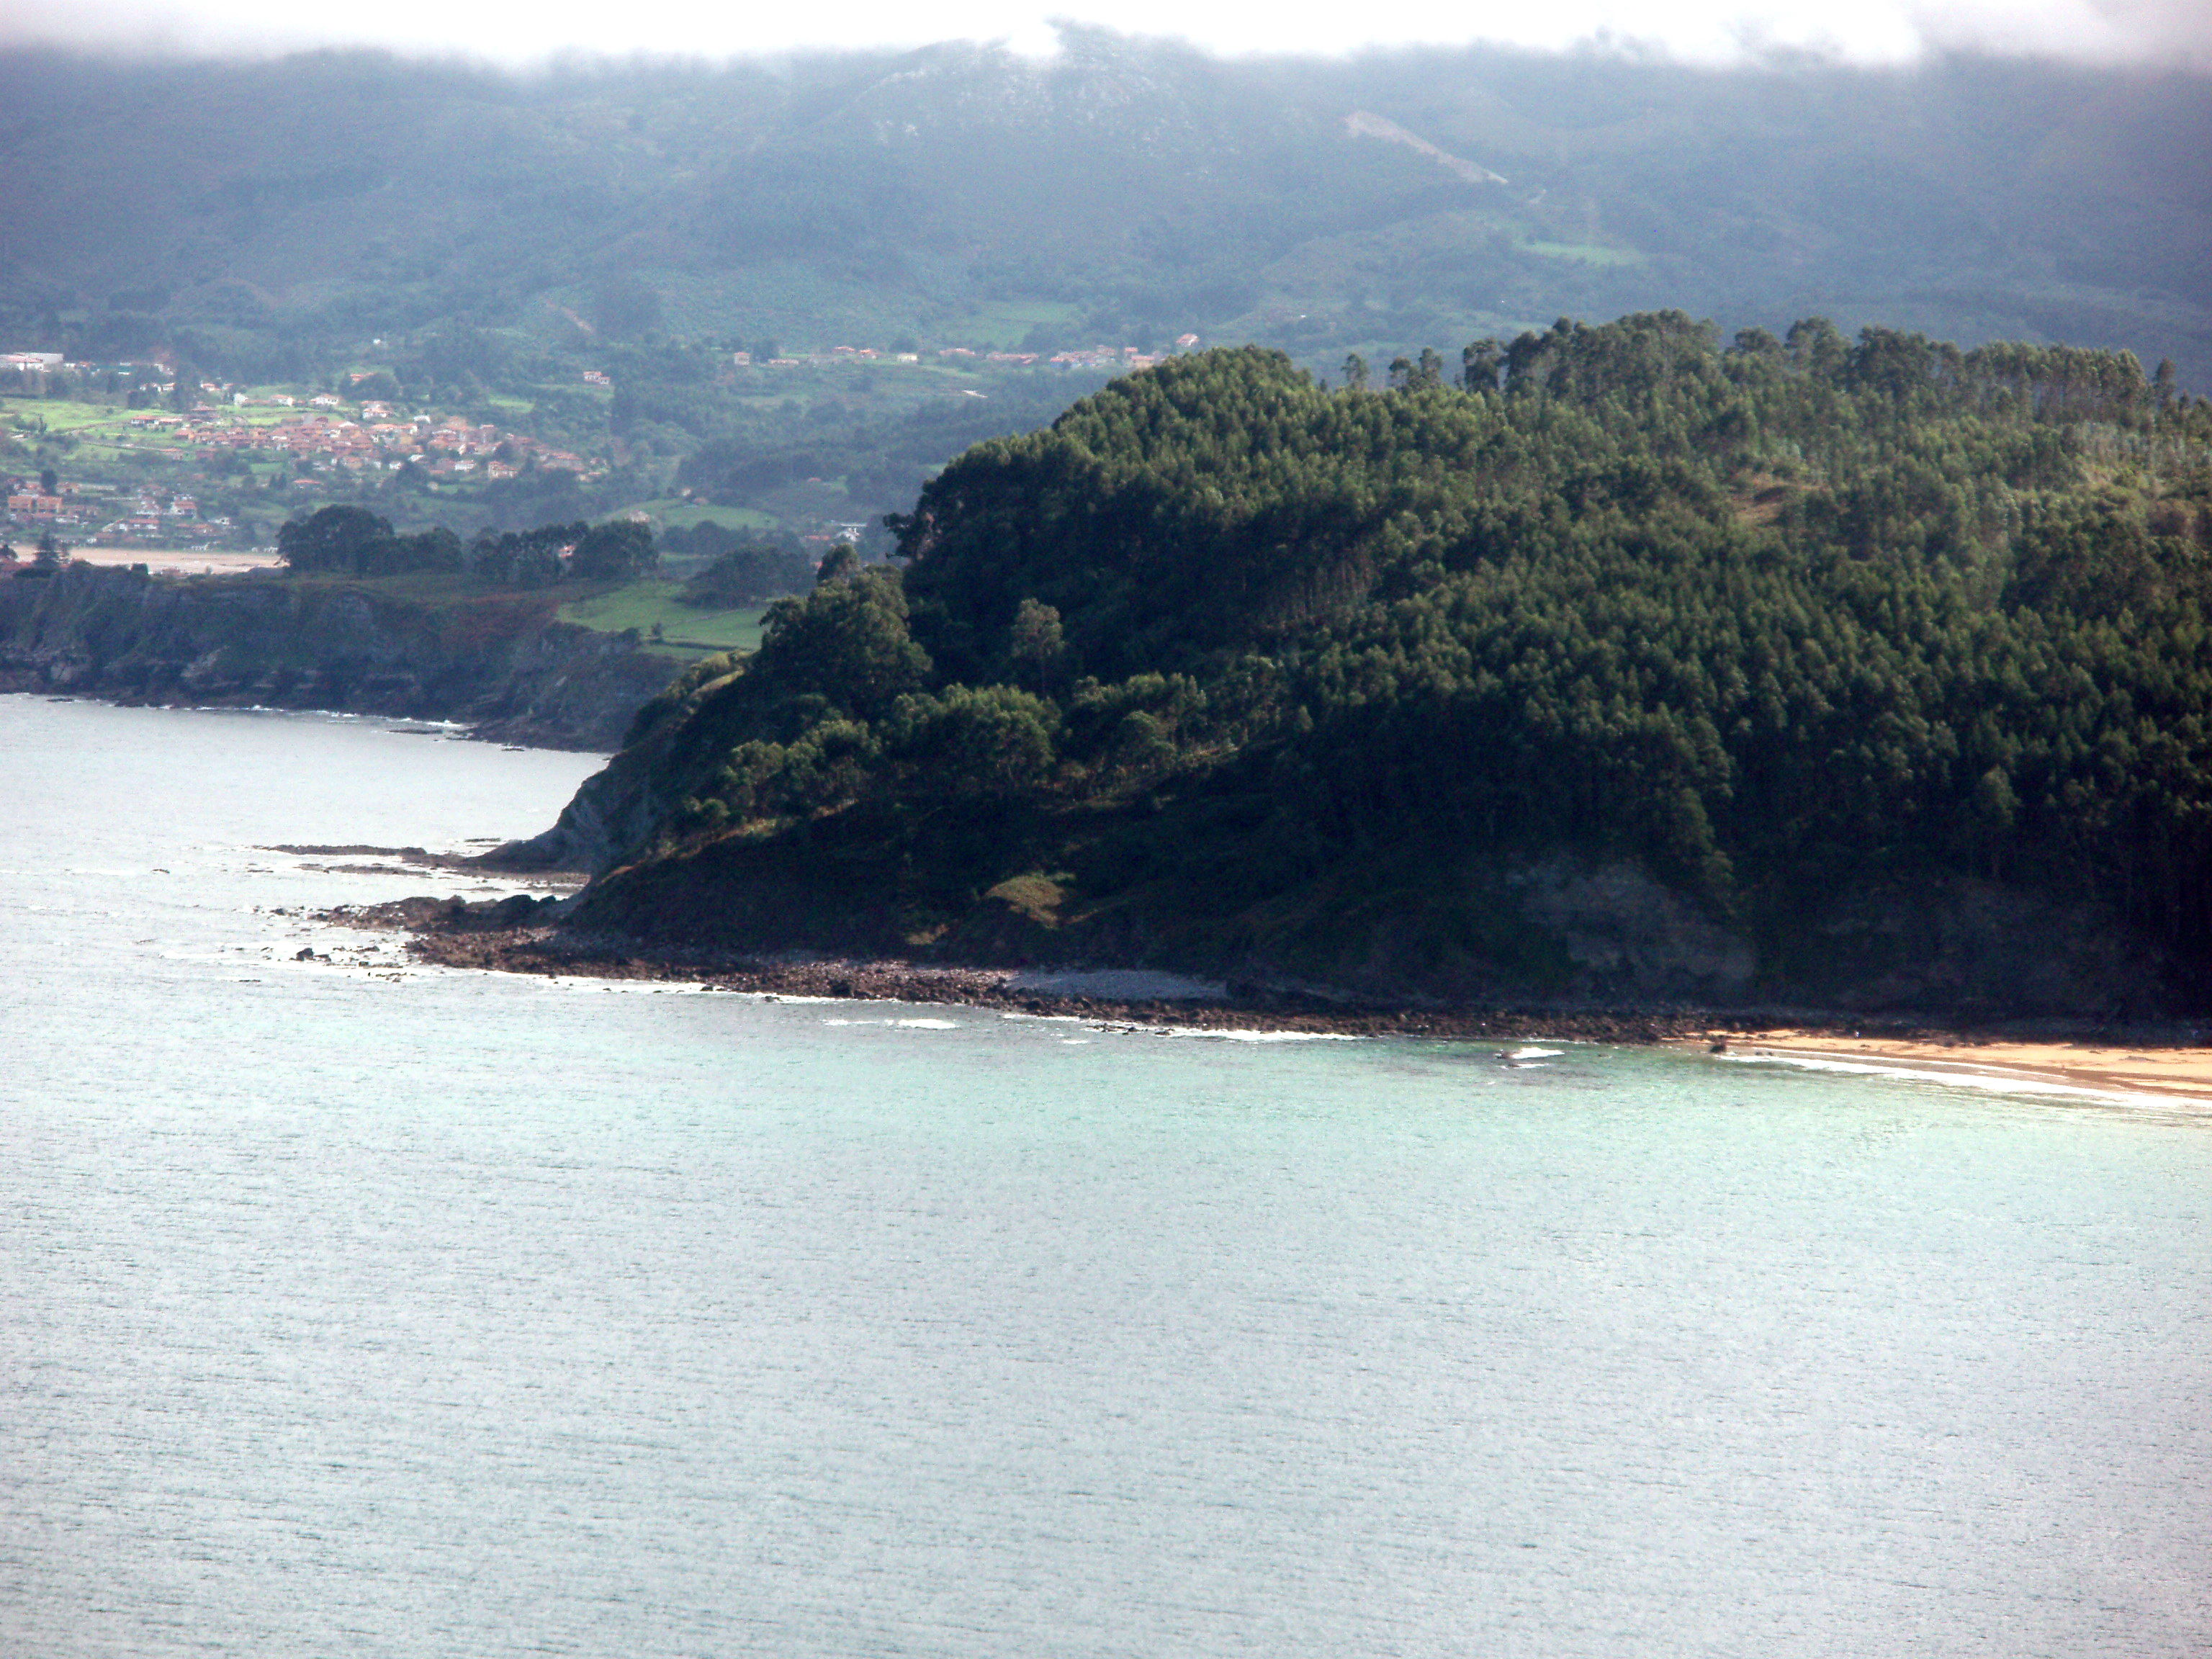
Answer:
513;315;2212;1015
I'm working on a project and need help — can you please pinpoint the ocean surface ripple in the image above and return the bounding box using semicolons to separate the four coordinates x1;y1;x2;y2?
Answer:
2;696;2207;1658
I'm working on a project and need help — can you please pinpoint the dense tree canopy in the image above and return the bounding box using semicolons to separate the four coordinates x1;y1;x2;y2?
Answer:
567;518;657;582
676;529;819;607
279;506;660;585
277;505;462;577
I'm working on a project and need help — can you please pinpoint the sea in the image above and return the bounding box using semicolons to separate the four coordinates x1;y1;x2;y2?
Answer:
2;693;2207;1658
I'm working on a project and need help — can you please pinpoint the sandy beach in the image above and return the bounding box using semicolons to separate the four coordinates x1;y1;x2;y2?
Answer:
65;547;282;577
1693;1030;2212;1105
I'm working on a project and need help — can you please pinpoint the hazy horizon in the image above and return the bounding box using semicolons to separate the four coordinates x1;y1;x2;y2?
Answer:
3;0;2209;73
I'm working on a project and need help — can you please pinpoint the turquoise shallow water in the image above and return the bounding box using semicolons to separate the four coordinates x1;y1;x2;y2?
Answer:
2;694;2208;1658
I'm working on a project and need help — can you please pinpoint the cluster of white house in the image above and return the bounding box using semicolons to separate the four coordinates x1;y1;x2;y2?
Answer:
717;334;1201;374
122;408;597;483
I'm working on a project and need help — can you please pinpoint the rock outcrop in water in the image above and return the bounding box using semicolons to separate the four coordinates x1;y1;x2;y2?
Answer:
0;562;677;750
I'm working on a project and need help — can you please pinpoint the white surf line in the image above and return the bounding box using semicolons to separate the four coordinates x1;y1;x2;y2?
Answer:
1154;1025;1359;1042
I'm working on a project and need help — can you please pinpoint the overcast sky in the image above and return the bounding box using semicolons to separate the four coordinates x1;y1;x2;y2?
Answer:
1;0;2206;69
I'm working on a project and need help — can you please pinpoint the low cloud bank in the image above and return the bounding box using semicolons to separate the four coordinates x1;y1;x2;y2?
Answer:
3;0;2208;71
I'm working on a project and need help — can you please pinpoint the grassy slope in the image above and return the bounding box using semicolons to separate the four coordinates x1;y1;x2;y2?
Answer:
171;569;764;661
148;567;749;684
557;580;765;657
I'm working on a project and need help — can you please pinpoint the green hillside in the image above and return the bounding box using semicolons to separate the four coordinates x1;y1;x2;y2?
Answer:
540;318;2212;1015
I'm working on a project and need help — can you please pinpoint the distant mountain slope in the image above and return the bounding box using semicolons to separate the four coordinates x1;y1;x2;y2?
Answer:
2;35;2208;382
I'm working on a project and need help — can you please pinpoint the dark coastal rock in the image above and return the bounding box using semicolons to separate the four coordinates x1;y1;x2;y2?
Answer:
1783;876;2173;1020
1505;858;1755;1000
528;804;2187;1021
487;736;681;869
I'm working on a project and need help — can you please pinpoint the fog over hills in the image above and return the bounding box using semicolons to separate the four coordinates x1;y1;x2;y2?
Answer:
3;33;2208;384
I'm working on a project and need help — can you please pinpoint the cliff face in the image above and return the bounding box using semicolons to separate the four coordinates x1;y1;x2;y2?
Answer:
0;564;678;750
488;727;687;868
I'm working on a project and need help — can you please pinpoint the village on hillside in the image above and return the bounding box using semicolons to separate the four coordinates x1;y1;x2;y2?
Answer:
2;371;603;549
1;331;1208;553
3;397;598;547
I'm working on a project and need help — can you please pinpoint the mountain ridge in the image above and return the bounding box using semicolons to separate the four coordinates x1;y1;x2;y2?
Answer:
4;38;2206;382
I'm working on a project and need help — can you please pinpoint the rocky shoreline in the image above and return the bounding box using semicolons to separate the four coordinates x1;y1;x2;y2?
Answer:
323;904;2212;1101
325;896;2041;1047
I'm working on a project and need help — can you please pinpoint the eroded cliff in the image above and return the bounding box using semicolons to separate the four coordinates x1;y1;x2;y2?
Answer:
0;564;677;750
